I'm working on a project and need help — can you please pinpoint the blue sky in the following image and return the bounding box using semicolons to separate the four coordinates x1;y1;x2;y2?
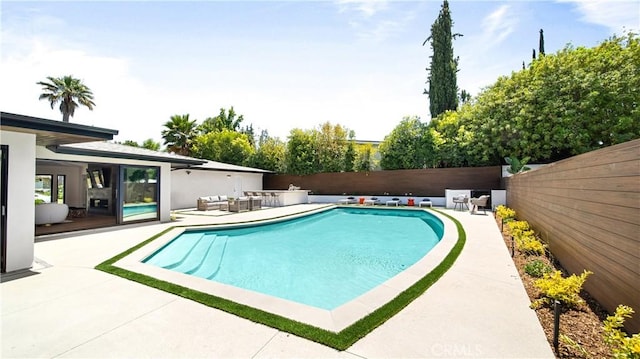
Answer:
1;1;638;144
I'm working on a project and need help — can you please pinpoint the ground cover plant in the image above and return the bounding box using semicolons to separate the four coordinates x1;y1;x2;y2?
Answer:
495;205;640;358
96;208;465;350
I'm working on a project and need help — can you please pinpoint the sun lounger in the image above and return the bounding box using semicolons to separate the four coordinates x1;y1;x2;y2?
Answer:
338;196;357;204
363;197;380;205
386;197;400;206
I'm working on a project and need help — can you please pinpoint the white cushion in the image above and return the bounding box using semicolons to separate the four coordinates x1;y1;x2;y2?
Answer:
219;195;228;201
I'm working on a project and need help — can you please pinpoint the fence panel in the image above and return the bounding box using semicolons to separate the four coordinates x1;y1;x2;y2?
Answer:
506;139;640;332
264;166;502;196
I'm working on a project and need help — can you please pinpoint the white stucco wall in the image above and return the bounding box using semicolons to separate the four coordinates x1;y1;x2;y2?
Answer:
1;131;36;272
171;169;263;210
36;146;173;222
37;163;86;207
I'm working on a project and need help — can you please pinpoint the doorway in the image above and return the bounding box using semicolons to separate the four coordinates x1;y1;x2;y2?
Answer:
1;145;8;273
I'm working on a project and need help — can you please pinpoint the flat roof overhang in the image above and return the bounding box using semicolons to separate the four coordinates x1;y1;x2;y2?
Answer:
1;112;118;146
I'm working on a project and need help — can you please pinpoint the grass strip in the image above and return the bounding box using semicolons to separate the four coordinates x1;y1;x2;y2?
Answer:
96;208;466;350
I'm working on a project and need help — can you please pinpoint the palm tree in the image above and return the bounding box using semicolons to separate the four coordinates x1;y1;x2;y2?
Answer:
37;75;96;122
161;114;198;156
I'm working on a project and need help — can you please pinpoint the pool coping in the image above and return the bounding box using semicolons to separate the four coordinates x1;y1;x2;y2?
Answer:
112;206;458;333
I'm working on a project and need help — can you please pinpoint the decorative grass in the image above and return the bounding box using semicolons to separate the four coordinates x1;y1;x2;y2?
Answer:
95;208;466;350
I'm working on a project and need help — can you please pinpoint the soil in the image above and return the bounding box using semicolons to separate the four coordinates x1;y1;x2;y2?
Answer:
495;216;613;358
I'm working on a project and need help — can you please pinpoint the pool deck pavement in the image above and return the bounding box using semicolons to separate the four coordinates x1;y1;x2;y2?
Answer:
2;204;554;358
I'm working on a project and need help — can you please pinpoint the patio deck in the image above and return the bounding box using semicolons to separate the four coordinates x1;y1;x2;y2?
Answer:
1;205;554;358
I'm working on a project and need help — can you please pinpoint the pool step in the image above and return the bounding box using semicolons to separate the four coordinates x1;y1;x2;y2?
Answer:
170;234;217;273
191;235;229;279
144;232;205;269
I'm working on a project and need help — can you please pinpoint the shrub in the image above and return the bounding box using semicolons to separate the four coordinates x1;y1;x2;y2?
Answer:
531;270;593;309
524;259;553;277
496;205;516;222
516;231;547;256
506;220;530;238
603;305;640;359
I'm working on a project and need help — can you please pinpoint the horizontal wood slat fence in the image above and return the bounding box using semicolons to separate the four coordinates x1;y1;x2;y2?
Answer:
264;166;502;196
507;139;640;332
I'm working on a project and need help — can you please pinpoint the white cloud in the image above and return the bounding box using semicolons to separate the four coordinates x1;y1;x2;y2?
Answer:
335;0;389;17
480;5;517;46
559;0;640;33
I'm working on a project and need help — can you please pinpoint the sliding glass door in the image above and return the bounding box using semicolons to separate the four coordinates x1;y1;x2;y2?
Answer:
119;165;159;223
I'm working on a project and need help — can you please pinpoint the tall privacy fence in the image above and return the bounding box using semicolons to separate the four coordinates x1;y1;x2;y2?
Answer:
264;166;503;196
506;139;640;332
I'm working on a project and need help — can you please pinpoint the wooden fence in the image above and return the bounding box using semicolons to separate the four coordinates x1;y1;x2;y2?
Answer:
264;166;502;196
506;139;640;332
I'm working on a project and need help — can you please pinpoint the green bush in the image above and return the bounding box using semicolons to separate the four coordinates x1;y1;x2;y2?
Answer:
603;305;640;359
531;270;592;309
524;259;553;277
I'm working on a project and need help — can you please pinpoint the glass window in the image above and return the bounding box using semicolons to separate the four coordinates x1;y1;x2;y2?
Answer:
122;166;159;222
35;175;52;203
57;175;65;204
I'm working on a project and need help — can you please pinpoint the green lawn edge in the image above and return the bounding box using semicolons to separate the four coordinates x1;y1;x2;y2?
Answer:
95;208;466;350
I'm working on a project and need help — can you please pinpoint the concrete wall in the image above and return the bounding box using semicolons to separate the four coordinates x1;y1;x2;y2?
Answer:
506;139;640;332
1;131;36;272
171;169;263;210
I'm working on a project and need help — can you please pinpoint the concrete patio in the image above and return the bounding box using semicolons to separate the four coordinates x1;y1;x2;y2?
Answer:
1;205;554;358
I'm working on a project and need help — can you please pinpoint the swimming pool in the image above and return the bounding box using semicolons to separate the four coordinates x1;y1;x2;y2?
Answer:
143;207;443;310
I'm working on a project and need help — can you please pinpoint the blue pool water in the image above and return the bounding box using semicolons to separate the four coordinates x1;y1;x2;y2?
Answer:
123;203;157;218
144;207;443;310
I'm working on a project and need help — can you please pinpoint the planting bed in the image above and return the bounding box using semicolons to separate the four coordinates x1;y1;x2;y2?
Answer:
496;216;613;358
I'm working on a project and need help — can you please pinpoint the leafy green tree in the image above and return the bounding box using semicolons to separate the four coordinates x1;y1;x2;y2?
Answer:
463;32;640;164
248;130;286;172
354;143;376;171
141;139;161;151
192;129;254;165
121;140;139;147
423;0;461;118
343;140;356;172
199;107;244;134
427;109;475;167
285;129;318;175
37;75;95;122
314;122;352;173
161;114;198;156
380;116;436;169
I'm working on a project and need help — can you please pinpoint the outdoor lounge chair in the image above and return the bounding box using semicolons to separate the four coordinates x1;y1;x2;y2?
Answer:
363;197;380;205
386;197;400;206
470;195;490;214
452;194;469;211
418;198;433;208
338;196;357;205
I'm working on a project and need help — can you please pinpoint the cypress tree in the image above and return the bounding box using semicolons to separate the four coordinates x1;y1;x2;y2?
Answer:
539;29;545;56
423;0;462;118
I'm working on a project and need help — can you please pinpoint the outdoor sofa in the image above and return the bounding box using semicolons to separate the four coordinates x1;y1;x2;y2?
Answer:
197;195;229;211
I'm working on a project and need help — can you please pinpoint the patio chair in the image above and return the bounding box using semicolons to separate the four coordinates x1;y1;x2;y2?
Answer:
470;195;490;215
386;197;400;206
452;195;469;211
338;196;357;205
418;198;433;208
363;197;380;205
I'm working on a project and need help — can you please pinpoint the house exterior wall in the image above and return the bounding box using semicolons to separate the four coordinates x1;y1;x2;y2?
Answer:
1;131;36;272
36;146;173;222
171;169;263;210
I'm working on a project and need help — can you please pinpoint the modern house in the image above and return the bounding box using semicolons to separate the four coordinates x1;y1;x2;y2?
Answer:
1;112;269;274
